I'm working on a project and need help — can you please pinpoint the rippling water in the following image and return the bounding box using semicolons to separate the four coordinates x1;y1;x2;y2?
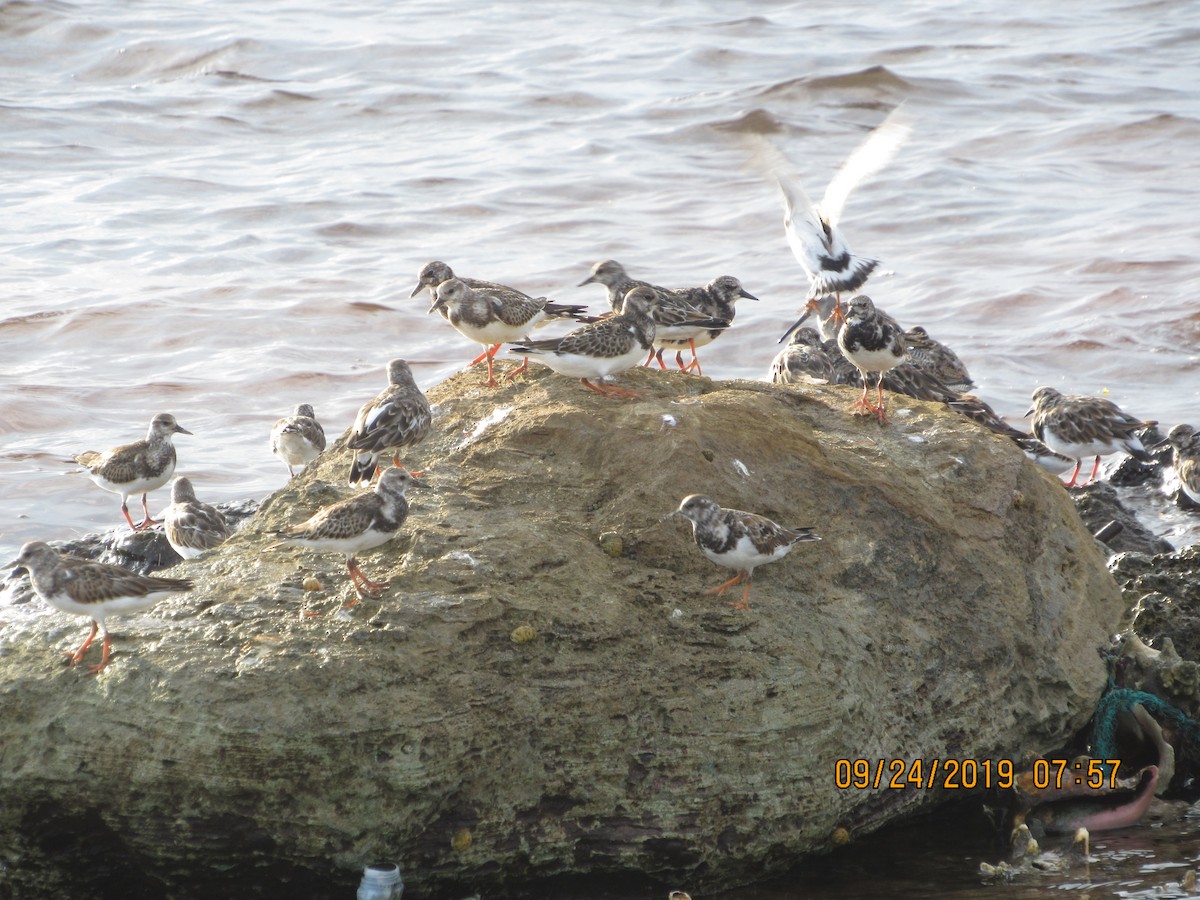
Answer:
3;0;1199;558
2;0;1199;891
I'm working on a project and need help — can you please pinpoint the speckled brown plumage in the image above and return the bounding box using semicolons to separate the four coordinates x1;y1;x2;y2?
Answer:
74;412;192;531
275;467;419;602
5;540;192;673
1159;424;1200;506
672;494;820;610
1026;386;1153;487
347;359;432;484
163;477;231;560
271;403;326;478
508;286;659;398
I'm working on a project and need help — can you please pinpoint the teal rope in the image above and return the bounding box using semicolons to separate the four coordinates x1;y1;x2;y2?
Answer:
1089;688;1200;763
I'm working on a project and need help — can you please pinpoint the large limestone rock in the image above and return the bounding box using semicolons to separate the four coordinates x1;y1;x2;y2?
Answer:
0;367;1126;897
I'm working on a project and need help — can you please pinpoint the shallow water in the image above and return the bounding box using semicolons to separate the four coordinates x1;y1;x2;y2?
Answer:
2;0;1199;894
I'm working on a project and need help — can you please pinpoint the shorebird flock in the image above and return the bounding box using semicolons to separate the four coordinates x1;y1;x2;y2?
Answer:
5;105;1189;673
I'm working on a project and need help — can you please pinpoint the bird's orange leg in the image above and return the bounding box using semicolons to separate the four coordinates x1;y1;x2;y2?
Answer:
67;621;100;666
1080;455;1102;487
727;577;754;611
832;292;846;324
120;501;141;531
504;355;529;382
705;571;746;596
1062;460;1083;488
135;493;161;529
580;378;639;400
87;632;113;675
346;558;387;603
874;377;891;425
476;344;502;387
465;348;490;368
644;348;666;369
388;455;423;478
681;339;702;375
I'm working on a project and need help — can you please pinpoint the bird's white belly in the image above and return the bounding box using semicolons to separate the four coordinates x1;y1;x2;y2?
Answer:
1039;430;1128;461
89;460;175;497
701;534;788;573
843;345;900;374
526;342;646;379
454;317;534;346
276;432;320;466
43;589;176;621
297;529;396;557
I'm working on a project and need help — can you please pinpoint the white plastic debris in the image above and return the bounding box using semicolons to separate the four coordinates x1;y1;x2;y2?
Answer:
458;405;513;448
732;458;752;477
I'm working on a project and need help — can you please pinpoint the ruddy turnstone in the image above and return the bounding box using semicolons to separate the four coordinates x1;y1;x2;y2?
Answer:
754;106;912;321
508;285;659;399
410;260;522;305
273;467;420;605
1155;424;1200;505
163;477;232;560
671;495;820;610
837;295;906;424
769;326;843;384
430;277;590;387
903;326;974;393
656;275;758;374
5;541;193;674
1025;387;1154;488
271;403;326;478
74;413;192;531
578;259;679;314
347;358;432;485
413;261;587;375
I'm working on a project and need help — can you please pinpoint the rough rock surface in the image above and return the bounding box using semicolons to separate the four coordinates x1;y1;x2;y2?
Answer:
0;367;1127;898
1110;547;1200;716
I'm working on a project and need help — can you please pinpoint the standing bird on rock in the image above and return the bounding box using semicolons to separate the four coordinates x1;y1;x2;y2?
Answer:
579;261;735;374
5;541;193;674
413;261;587;380
671;495;821;611
430;277;589;387
273;467;421;606
657;275;758;374
508;285;661;399
1156;424;1200;506
1025;387;1154;488
74;413;192;531
271;403;326;478
837;295;906;424
163;476;232;560
347;358;432;485
753;106;912;328
578;259;680;315
902;326;974;393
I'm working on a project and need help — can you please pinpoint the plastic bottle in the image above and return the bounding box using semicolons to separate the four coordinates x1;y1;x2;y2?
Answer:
357;863;404;900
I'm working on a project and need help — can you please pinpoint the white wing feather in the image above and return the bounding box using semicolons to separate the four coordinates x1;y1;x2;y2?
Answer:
820;105;913;225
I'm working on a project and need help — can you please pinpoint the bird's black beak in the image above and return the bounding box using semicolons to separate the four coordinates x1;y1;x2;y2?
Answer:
777;308;812;344
740;288;759;301
175;425;193;436
428;297;445;315
1023;406;1035;418
409;282;425;298
578;275;596;287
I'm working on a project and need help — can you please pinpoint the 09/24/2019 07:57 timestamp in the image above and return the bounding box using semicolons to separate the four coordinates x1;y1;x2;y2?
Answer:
834;758;1123;791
